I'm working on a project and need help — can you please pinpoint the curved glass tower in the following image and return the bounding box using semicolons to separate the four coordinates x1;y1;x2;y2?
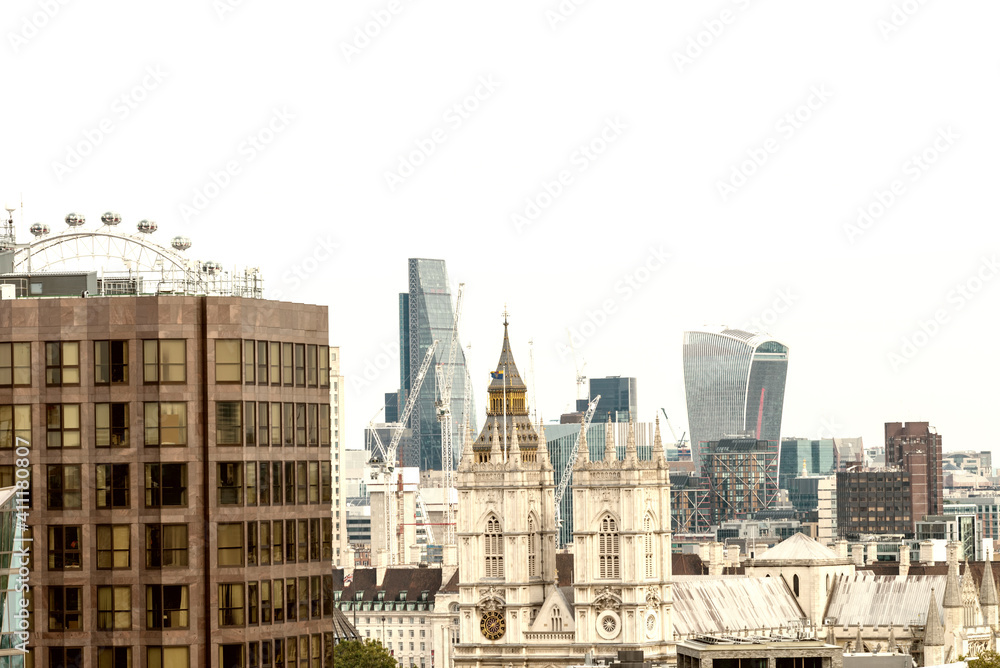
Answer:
683;328;789;474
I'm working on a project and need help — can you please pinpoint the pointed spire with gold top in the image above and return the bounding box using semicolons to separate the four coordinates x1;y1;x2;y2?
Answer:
471;313;541;465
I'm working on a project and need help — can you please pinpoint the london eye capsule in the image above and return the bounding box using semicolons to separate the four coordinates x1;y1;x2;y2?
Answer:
202;261;222;275
65;213;86;227
101;212;122;226
30;223;50;237
137;219;158;234
171;236;192;251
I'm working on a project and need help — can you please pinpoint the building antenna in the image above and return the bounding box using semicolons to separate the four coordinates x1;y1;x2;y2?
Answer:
528;337;538;425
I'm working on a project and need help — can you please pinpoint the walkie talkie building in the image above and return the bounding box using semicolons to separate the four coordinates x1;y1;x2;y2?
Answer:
682;329;789;475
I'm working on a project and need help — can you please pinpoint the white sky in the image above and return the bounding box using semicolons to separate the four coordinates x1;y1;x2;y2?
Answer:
3;1;998;459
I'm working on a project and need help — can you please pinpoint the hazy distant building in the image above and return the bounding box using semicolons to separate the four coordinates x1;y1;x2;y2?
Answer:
778;438;837;491
683;329;789;474
390;259;476;471
788;474;837;543
588;376;637;423
670;473;712;534
702;437;779;524
885;422;944;523
833;437;864;469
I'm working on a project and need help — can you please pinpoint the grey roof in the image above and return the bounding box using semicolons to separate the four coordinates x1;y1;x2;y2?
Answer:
754;532;846;564
824;574;945;628
981;559;998;606
924;589;944;646
672;577;806;636
943;562;962;608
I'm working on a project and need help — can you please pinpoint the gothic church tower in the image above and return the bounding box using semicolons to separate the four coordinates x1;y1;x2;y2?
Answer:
455;318;559;661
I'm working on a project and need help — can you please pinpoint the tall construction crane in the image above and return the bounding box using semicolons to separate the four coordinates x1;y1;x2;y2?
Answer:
369;340;438;566
435;283;464;549
553;395;601;537
659;408;688;448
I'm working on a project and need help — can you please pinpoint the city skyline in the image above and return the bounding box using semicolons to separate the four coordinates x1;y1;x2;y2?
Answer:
2;2;997;462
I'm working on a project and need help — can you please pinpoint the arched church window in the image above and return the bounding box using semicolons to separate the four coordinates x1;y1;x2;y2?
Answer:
644;514;655;579
551;606;562;632
485;515;504;578
599;515;620;579
793;574;800;597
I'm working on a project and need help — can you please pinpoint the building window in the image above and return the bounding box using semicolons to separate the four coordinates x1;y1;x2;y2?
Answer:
286;519;296;563
96;402;130;447
319;405;331;446
47;464;82;509
143;339;186;383
297;462;308;504
283;403;294;447
144;463;187;507
219;584;246;627
308;462;320;504
306;344;318;387
218;522;244;566
527;515;538;577
48;586;83;630
0;341;31;386
485;515;504;578
50;648;84;667
146;647;189;668
45;341;80;385
259;462;271;506
321;462;332;504
244;339;256;384
261;581;272;624
285;461;295;503
220;644;246;666
96;463;130;508
270;402;283;446
146;584;190;629
97;647;132;668
46;403;81;448
599;515;620;579
48;525;82;570
551;606;562;632
257;340;268;384
245;401;257;446
258;402;270;446
294;343;306;386
144;402;187;446
273;579;284;622
793;574;800;597
0;404;31;449
322;518;332;562
307;404;319;446
273;521;284;565
269;341;281;386
94;340;129;384
296;403;307;446
216;401;243;445
97;524;131;569
216;339;242;383
282;342;294;385
247;463;258;505
319;345;330;387
298;518;308;562
260;521;271;565
145;523;188;568
97;585;132;630
644;514;655;579
218;463;244;505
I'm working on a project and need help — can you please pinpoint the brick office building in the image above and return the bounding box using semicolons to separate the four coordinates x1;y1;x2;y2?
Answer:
0;293;339;667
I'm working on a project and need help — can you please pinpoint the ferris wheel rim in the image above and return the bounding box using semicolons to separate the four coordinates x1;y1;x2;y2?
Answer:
12;228;195;274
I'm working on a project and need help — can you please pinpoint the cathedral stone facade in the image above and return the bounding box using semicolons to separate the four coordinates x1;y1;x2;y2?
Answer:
455;321;675;667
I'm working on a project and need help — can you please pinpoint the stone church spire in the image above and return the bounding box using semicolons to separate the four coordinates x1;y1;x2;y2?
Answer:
625;420;638;464
652;414;667;467
603;419;616;462
576;419;590;466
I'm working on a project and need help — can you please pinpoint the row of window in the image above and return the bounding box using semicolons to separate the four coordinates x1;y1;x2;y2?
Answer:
39;460;332;510
0;401;333;449
0;339;332;388
44;646;194;668
46;576;336;633
40;516;335;572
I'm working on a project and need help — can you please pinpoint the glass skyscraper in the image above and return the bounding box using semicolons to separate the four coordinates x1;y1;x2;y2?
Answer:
392;259;476;471
588;376;638;423
683;328;789;475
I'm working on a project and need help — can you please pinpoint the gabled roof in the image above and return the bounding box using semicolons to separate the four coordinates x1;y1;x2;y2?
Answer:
754;532;847;564
672;577;806;636
340;567;443;603
824;573;945;628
